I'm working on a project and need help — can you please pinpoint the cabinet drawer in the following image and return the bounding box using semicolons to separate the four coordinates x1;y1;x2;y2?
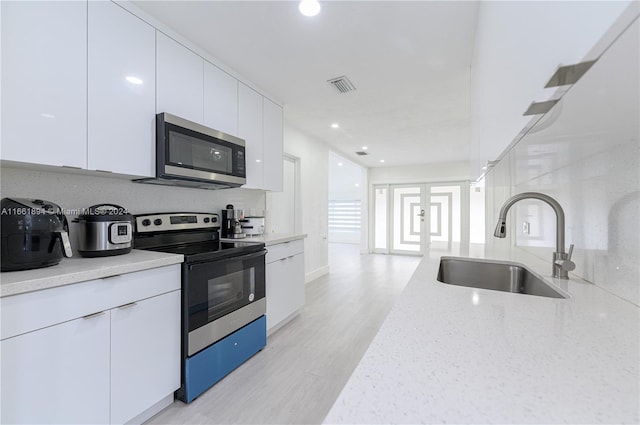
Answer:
1;265;180;340
266;239;304;263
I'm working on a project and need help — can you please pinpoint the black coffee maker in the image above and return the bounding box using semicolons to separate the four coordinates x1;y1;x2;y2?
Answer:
221;204;246;239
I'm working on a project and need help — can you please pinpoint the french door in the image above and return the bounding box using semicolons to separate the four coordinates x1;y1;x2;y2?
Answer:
373;182;468;256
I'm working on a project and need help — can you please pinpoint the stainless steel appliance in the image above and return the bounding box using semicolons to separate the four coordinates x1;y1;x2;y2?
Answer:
1;198;73;271
221;204;246;239
74;204;133;257
134;113;246;190
133;212;266;403
240;217;265;236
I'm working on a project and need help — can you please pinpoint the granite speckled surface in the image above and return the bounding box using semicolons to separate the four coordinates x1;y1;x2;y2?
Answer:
323;251;640;424
222;233;307;246
0;250;183;298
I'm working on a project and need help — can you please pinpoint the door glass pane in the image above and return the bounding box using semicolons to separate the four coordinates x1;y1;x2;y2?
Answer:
430;185;461;252
374;187;387;250
392;187;420;252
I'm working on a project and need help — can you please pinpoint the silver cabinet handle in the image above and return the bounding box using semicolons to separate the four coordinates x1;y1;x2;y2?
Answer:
118;302;138;310
83;311;106;320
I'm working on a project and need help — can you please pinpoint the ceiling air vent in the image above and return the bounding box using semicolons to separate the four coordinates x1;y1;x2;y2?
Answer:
328;76;356;94
355;151;368;156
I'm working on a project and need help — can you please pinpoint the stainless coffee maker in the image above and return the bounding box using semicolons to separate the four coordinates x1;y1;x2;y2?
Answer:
221;204;246;239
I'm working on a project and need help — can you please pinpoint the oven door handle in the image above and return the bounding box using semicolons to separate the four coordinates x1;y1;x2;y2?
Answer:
231;250;267;262
188;249;266;269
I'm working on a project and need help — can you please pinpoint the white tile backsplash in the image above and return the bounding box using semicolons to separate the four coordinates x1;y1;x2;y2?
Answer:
0;165;265;251
485;18;639;305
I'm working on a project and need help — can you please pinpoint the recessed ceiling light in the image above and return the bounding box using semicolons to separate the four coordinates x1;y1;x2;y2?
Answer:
126;76;143;85
355;183;360;187
256;159;262;163
331;123;339;129
362;146;368;150
379;159;385;163
299;0;321;17
338;162;343;166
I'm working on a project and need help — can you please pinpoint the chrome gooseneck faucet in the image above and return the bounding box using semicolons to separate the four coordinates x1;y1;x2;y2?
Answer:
494;192;575;279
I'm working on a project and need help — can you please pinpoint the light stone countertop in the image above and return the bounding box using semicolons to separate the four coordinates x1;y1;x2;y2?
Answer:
324;249;640;424
221;233;307;246
0;249;183;298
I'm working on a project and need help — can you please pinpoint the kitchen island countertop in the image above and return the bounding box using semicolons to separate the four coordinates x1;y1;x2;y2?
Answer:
324;249;640;424
0;249;183;298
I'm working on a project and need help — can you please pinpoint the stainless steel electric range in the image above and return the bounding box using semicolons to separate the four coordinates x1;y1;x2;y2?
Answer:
133;212;266;403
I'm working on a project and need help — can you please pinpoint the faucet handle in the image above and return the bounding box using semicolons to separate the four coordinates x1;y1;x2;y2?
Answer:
567;244;574;260
555;244;576;272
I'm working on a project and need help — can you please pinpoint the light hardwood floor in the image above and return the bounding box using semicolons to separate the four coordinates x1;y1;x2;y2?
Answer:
147;243;421;425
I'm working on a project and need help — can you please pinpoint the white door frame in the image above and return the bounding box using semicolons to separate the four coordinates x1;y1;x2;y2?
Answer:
371;181;470;256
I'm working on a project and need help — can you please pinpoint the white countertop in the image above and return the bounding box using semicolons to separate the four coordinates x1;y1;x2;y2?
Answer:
324;249;640;424
0;249;183;298
222;233;306;246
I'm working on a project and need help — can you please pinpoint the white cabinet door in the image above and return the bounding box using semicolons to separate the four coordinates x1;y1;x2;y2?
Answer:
262;98;284;192
0;1;87;168
88;1;156;177
110;290;181;425
204;61;239;137
156;31;204;124
0;312;110;424
238;83;264;189
266;253;305;331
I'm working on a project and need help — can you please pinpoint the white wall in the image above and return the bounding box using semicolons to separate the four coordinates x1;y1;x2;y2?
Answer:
0;165;265;253
485;16;639;306
283;124;329;283
369;161;471;184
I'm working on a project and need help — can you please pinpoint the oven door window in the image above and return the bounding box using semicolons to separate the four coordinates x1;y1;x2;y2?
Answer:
168;130;233;174
206;268;254;317
186;252;266;332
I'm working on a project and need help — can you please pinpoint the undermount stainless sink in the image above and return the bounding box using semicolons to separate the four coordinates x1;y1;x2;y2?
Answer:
437;257;567;299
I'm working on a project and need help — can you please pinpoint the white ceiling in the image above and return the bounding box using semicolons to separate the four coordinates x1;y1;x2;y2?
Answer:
133;1;479;169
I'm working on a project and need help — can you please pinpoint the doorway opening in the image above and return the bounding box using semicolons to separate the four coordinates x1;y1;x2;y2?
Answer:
373;181;478;257
266;154;300;234
328;152;366;246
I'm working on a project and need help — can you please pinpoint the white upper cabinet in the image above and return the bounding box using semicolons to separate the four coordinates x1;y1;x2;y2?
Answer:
470;1;632;178
204;62;239;136
88;1;156;177
238;83;264;189
1;1;87;168
262;98;284;192
156;32;204;124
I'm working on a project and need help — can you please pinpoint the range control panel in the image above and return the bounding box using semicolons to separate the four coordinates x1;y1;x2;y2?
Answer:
135;213;219;233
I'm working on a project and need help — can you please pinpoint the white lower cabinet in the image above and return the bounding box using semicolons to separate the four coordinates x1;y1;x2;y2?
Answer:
111;290;181;424
266;240;305;332
1;312;111;424
0;265;181;424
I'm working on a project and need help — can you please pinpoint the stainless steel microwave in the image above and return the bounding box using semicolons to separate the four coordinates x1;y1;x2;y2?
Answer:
135;113;246;189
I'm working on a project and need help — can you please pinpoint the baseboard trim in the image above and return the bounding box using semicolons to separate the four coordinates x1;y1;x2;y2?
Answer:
305;265;329;284
127;394;174;425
